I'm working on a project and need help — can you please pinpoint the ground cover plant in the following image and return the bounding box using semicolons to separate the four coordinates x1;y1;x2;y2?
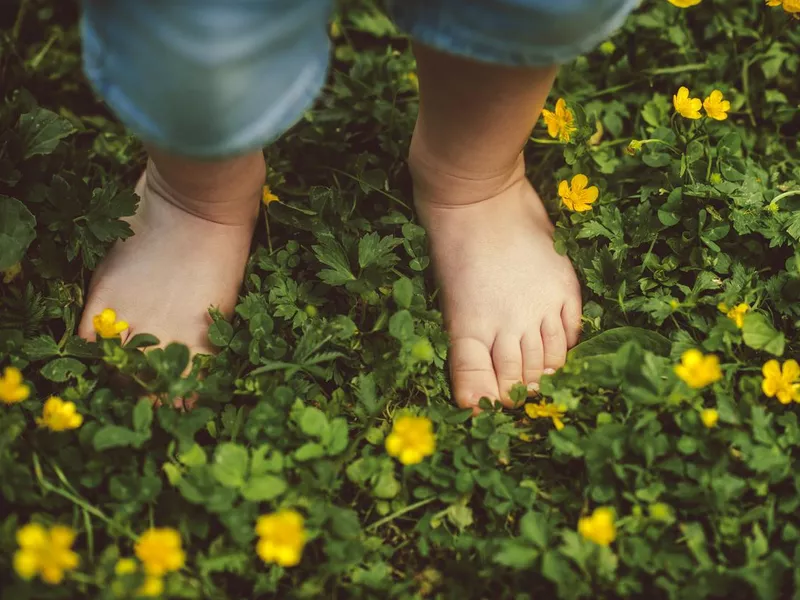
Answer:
1;0;800;598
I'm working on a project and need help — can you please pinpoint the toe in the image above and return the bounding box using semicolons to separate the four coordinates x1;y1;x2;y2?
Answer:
450;336;501;412
541;313;567;373
562;299;582;348
521;330;544;393
491;334;524;407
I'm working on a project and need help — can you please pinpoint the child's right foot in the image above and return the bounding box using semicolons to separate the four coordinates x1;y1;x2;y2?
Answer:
410;151;583;412
78;154;264;353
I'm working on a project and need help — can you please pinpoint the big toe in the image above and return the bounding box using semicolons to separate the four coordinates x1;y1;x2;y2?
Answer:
450;336;501;412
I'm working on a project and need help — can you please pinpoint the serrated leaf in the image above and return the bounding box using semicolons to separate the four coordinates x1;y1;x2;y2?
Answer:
23;336;61;361
18;107;76;159
742;313;785;356
313;237;354;285
357;232;401;269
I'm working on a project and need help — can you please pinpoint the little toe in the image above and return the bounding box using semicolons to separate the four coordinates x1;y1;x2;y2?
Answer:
450;336;501;412
541;313;567;373
562;299;583;349
491;334;524;407
521;330;545;394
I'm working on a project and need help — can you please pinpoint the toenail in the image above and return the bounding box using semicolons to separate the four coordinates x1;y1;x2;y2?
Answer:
527;382;539;394
543;368;556;375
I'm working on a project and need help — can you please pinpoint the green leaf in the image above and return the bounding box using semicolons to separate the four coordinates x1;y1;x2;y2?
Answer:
519;511;549;549
133;399;154;433
212;443;249;488
22;336;61;361
568;327;671;361
294;442;325;462
300;406;329;438
40;357;86;382
18;107;77;159
313;236;355;285
742;313;785;356
389;310;415;342
494;541;539;569
125;333;160;349
357;232;400;269
0;196;36;270
373;471;400;499
162;463;182;485
325;417;350;455
178;444;208;467
392;277;413;309
93;426;145;451
208;319;234;348
241;475;287;501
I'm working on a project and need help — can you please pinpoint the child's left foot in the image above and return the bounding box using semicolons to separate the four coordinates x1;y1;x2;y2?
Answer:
411;154;582;411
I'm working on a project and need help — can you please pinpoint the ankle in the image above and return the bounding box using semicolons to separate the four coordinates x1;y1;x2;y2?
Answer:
145;151;266;226
408;134;525;206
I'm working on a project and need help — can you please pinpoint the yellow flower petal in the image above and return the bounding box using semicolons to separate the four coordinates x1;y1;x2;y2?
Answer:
782;359;800;382
571;174;589;192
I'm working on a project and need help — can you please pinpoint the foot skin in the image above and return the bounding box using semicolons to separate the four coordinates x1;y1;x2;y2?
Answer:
78;159;262;354
411;154;583;411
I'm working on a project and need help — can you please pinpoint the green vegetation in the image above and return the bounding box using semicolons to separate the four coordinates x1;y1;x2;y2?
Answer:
1;1;799;598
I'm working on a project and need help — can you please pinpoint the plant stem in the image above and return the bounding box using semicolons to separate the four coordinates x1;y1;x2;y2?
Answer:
366;496;437;532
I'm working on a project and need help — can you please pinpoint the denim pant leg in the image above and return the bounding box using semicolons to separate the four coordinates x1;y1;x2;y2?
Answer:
390;0;639;67
81;0;333;158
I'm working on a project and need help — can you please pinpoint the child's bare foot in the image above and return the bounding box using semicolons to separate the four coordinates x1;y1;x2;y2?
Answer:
411;153;582;411
78;154;264;353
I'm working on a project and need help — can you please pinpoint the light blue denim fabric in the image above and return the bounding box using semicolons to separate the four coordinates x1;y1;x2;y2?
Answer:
81;0;638;158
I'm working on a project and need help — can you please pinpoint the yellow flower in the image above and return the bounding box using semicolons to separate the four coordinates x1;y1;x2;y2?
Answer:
703;90;731;121
524;400;567;430
0;366;30;404
3;262;22;283
137;576;164;597
37;396;83;431
783;0;800;13
673;86;703;119
761;359;800;404
385;415;436;465
262;185;280;206
255;509;307;567
115;558;138;575
14;523;80;584
93;308;129;339
558;174;599;212
578;507;616;546
674;349;723;389
768;0;800;13
406;72;419;91
717;302;749;328
134;528;185;577
668;0;702;6
700;408;719;428
541;98;577;142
